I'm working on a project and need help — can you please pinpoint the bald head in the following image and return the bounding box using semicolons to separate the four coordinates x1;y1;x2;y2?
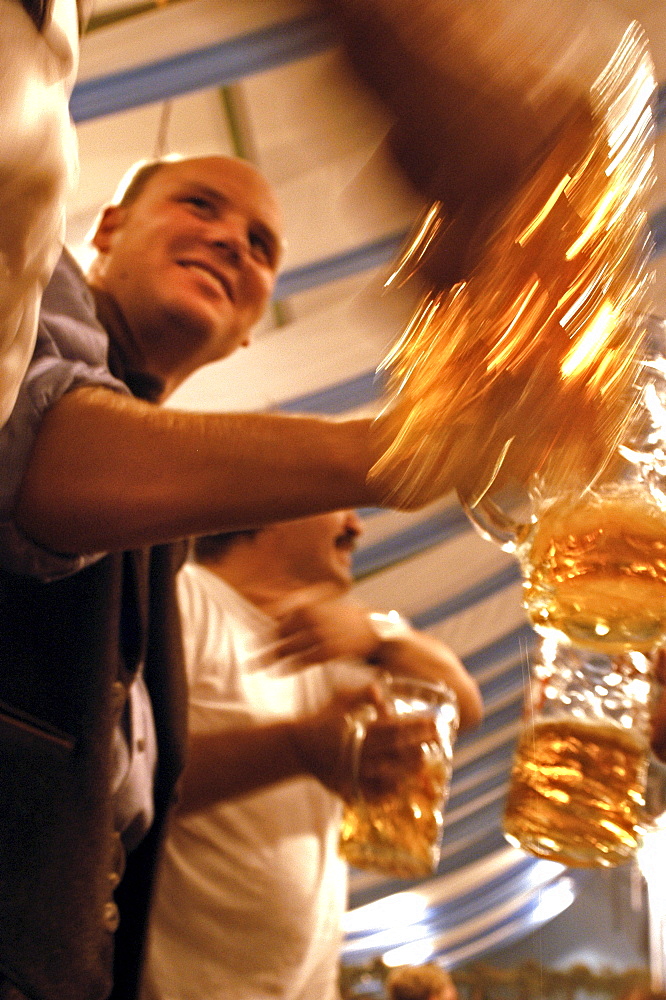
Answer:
88;155;284;399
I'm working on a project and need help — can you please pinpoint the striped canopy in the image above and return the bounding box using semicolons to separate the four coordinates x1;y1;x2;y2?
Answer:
68;0;666;972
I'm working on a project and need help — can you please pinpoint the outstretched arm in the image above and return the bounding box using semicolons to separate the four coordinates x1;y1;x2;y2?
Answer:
14;387;382;554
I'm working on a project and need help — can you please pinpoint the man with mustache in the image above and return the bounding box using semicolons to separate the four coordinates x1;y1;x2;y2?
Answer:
141;510;481;1000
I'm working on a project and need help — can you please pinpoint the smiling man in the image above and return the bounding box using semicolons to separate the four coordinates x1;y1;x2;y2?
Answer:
0;151;400;1000
140;511;481;1000
87;157;283;400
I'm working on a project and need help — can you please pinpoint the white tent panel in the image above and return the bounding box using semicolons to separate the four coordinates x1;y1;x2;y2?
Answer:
67;0;666;976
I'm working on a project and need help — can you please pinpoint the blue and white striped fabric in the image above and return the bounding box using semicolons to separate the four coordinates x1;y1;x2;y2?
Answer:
70;0;666;971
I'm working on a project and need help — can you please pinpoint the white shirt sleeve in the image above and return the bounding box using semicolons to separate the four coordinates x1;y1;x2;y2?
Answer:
0;0;79;427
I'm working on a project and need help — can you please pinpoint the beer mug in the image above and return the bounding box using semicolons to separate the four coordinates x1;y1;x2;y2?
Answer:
370;18;655;521
338;675;459;878
504;633;654;867
461;317;666;654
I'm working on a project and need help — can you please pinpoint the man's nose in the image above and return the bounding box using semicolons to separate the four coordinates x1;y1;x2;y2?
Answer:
346;510;364;539
211;217;249;264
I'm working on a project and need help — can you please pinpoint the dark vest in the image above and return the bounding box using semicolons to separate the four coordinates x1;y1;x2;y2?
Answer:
0;301;187;1000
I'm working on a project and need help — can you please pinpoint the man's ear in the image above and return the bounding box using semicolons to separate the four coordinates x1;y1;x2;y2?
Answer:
91;205;128;254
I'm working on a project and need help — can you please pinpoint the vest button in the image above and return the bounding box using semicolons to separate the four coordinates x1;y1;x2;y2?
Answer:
103;901;120;933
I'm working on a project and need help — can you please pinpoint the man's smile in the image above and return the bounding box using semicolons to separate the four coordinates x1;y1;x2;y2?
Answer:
178;260;235;302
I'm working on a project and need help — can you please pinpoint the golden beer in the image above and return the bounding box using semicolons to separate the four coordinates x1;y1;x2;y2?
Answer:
504;717;648;867
521;487;666;653
339;746;448;878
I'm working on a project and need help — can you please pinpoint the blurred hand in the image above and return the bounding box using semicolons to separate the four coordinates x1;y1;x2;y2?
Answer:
274;596;379;670
315;0;597;287
260;589;482;731
289;684;438;801
354;700;439;802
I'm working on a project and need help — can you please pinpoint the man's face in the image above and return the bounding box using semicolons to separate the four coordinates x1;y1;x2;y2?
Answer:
90;156;283;387
265;510;364;592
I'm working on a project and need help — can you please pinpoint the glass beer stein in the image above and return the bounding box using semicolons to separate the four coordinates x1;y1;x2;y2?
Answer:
503;633;654;867
338;675;459;878
369;16;656;522
462;317;666;654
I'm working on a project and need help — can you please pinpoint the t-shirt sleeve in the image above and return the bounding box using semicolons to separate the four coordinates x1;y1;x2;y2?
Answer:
177;564;257;731
0;251;130;581
177;563;212;686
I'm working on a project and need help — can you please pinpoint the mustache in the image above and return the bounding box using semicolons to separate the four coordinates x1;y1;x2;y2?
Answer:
335;528;360;550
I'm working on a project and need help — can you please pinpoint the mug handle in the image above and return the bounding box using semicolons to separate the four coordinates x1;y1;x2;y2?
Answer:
341;702;379;801
458;490;527;553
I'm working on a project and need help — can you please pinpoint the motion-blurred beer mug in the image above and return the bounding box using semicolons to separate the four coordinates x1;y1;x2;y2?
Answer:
463;317;666;654
504;633;654;867
369;15;656;520
338;675;459;878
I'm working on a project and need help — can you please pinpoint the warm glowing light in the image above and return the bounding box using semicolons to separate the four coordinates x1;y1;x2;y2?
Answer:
517;174;571;246
385;202;444;289
560;301;617;379
370;25;655;512
565;185;620;260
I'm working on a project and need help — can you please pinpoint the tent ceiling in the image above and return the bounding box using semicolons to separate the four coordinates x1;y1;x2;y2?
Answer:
69;0;666;971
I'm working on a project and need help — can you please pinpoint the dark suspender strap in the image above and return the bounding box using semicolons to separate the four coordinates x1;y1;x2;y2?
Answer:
18;0;53;30
18;0;91;34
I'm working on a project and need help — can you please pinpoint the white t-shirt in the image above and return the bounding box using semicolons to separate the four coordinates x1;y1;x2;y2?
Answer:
142;563;349;1000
